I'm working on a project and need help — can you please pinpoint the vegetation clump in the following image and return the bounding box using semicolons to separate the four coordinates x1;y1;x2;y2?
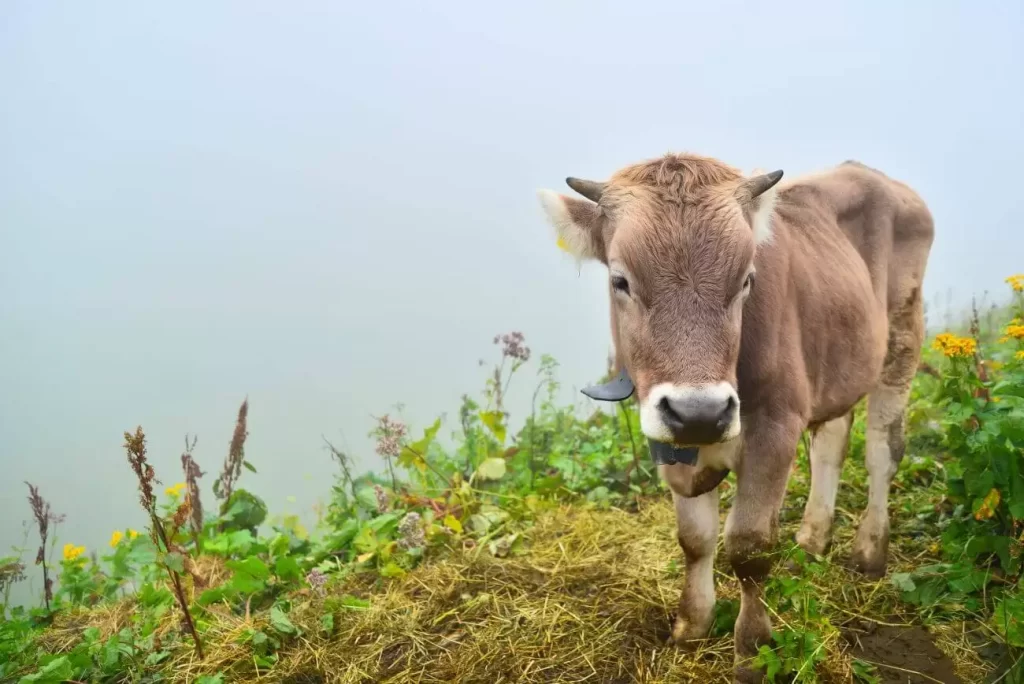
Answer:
1;279;1023;683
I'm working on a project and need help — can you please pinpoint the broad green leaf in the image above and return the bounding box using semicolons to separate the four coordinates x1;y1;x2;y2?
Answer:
137;583;174;608
196;676;226;684
19;655;74;683
163;551;185;574
379;562;406;578
993;593;1024;648
355;486;380;512
226;556;270;580
964;469;995;497
353;526;378;554
274;556;302;582
220;489;268;531
103;634;121;668
478;411;507;444
225;556;270;595
270;605;298;635
890;572;916;593
397;447;428;474
319;613;335;635
475;457;507;481
398;419;441;474
443;514;463;534
340;595;370;610
368;512;401;539
324;518;360;550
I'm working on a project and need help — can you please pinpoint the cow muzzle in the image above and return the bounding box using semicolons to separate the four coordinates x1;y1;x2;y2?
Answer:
640;382;741;447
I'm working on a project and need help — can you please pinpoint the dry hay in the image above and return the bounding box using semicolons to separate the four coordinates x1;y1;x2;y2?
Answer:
146;494;1000;684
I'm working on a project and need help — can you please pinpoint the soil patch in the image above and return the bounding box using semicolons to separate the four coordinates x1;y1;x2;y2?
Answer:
845;623;961;683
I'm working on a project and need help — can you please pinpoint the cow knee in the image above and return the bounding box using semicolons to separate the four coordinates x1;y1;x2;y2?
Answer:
725;529;774;583
678;528;715;562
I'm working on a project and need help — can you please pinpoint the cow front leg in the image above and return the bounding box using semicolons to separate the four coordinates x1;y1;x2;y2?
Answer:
725;416;801;683
668;486;720;645
796;413;852;556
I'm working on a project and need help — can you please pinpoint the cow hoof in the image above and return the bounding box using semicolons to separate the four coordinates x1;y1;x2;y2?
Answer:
734;665;765;684
849;550;887;579
667;616;712;649
795;523;830;559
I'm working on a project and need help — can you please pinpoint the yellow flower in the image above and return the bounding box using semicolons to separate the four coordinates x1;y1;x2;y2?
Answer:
127;529;139;540
1006;324;1024;341
931;332;977;358
1017;350;1024;361
109;530;124;547
1006;274;1024;293
165;483;186;498
62;543;86;562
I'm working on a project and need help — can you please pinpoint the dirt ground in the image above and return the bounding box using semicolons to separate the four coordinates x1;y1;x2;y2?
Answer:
845;623;962;683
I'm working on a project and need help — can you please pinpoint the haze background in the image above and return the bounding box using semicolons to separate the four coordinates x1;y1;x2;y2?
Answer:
2;1;1022;605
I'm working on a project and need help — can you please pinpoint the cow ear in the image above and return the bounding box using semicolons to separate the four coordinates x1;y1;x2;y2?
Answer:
537;190;606;263
736;169;783;245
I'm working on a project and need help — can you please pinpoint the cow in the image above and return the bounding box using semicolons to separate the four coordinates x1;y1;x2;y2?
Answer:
536;153;934;682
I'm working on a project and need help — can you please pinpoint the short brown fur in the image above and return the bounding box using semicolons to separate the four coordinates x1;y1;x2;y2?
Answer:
541;152;933;682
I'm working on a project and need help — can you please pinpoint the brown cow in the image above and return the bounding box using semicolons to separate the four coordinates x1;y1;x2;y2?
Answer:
537;153;933;682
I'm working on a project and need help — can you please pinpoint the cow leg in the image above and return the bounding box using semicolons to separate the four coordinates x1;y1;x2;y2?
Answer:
851;289;923;577
725;415;802;682
668;487;720;645
850;382;910;577
796;413;853;556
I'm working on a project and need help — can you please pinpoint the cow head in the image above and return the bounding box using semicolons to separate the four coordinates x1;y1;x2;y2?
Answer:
538;153;782;447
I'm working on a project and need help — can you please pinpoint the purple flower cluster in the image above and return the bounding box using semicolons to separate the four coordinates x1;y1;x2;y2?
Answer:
374;415;408;459
373;484;389;513
494;331;530;362
306;568;327;597
397;512;426;550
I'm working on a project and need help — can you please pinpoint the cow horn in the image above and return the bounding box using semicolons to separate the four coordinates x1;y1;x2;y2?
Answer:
744;170;784;199
565;177;606;203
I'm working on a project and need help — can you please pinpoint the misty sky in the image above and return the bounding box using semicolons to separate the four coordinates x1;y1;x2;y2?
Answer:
2;1;1022;601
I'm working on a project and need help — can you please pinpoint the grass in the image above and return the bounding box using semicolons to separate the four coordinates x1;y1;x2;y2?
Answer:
33;480;996;683
3;280;1024;683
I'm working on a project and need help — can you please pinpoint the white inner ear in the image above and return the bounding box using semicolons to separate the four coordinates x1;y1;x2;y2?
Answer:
745;170;779;246
537;190;597;261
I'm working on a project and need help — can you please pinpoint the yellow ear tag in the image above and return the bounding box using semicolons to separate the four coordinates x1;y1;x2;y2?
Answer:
556;236;569;252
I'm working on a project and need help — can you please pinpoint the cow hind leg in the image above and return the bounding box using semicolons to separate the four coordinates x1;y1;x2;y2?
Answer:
796;413;853;556
669;487;719;645
851;293;924;577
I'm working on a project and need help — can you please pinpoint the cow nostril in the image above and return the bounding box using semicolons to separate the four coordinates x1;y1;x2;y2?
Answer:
658;396;684;425
718;394;737;426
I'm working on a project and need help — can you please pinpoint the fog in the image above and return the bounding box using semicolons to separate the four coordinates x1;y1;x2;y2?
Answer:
2;1;1022;605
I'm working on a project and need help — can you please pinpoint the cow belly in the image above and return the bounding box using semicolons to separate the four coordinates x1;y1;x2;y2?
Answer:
809;300;887;424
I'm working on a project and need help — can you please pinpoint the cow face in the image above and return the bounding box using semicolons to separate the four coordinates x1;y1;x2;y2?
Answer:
538;154;782;447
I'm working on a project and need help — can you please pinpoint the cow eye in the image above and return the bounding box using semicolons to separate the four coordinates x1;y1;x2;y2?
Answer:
743;272;756;292
611;274;631;296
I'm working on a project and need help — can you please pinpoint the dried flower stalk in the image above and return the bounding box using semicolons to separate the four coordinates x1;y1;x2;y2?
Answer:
25;483;62;612
215;399;249;502
123;426;204;659
181;434;205;549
